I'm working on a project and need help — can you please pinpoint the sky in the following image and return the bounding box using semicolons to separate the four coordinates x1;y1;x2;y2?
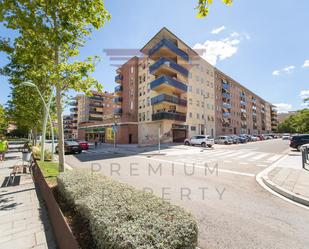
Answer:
0;0;309;113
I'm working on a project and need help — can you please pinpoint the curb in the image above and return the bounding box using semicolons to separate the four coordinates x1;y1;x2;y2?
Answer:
262;175;309;207
256;152;309;209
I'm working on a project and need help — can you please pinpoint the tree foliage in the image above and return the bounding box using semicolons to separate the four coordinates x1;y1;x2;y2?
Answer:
196;0;233;18
0;104;8;134
277;109;309;134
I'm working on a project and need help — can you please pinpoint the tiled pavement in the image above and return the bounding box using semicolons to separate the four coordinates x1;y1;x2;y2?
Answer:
0;151;57;249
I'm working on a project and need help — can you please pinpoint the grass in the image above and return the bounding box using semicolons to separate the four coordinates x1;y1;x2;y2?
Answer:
37;161;60;187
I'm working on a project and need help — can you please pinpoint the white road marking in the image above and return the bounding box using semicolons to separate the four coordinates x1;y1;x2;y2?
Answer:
248;152;270;161
256;164;268;167
265;154;282;162
235;152;257;159
134;155;255;177
240;162;249;165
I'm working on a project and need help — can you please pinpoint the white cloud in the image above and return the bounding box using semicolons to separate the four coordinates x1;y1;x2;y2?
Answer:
299;90;309;99
302;60;309;68
193;32;249;65
211;26;226;34
283;65;295;73
272;65;295;76
272;70;280;76
274;103;293;113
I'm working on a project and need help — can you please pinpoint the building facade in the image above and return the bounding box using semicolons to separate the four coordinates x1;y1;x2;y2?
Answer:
73;27;278;145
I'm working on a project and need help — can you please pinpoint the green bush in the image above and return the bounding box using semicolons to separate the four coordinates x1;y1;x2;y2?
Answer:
57;170;198;249
32;146;52;161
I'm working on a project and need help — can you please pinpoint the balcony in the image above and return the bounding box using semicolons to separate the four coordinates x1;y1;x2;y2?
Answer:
222;112;231;118
150;75;187;94
70;107;78;112
240;100;246;106
149;57;189;77
152;112;186;122
222;92;231;99
89;110;103;115
148;38;189;62
114;108;122;115
115;85;123;96
115;74;123;83
114;96;123;104
151;94;187;106
222;83;230;91
89;96;103;101
89;116;103;122
90;102;102;107
240;92;245;98
70;101;77;106
222;102;231;109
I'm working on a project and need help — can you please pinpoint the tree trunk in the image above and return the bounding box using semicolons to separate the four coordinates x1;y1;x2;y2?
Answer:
40;106;48;161
55;84;65;172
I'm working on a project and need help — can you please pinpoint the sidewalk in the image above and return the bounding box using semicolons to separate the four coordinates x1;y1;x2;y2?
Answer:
0;151;57;249
262;150;309;207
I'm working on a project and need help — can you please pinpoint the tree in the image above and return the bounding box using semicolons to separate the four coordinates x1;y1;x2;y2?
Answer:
0;104;8;135
1;0;110;171
196;0;233;18
277;109;309;134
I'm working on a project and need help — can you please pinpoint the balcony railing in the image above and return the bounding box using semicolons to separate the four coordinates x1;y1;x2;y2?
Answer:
152;112;186;122
149;57;189;77
114;97;123;103
89;116;103;121
89;110;103;115
222;83;230;90
150;75;187;92
148;38;189;62
222;112;231;118
115;85;123;92
151;94;187;106
222;102;231;109
113;108;122;114
115;74;123;83
240;100;246;106
222;92;231;99
89;96;104;101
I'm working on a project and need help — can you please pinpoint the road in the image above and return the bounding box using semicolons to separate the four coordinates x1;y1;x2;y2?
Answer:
65;139;309;249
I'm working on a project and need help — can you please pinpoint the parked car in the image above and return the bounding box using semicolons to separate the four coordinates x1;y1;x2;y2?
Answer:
251;135;259;141
239;135;249;143
228;135;240;144
184;135;214;147
76;140;89;150
256;134;265;140
214;136;233;145
282;134;291;140
264;135;273;140
56;140;82;154
290;134;309;151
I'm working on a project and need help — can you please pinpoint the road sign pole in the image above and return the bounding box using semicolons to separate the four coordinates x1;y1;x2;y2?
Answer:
158;125;161;154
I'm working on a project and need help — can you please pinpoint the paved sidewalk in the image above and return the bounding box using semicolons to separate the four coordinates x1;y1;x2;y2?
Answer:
264;150;309;206
0;151;57;249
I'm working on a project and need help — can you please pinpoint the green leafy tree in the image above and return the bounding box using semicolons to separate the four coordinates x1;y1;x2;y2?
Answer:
196;0;233;18
0;104;8;135
1;0;110;171
277;109;309;134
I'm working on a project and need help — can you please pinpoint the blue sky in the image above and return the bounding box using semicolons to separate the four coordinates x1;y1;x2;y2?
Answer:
1;0;309;113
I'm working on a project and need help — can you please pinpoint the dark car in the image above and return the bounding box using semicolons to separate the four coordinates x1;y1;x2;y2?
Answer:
290;135;309;151
56;141;82;154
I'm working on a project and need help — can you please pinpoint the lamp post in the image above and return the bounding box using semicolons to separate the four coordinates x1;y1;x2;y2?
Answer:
21;81;55;161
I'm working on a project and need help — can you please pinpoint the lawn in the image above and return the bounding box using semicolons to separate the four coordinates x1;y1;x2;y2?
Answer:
37;161;60;186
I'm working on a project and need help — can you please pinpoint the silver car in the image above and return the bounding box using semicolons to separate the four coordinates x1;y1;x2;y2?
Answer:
184;135;214;147
214;136;233;145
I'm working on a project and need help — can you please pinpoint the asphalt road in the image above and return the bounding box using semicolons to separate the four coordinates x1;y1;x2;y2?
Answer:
66;139;309;249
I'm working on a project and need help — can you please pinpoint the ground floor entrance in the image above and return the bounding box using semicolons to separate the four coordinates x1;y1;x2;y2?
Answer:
172;124;188;143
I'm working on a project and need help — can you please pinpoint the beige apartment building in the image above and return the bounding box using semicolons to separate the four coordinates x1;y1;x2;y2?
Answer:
73;27;277;145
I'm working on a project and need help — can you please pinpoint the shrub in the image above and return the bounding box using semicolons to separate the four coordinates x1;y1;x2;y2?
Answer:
32;146;52;161
57;170;198;249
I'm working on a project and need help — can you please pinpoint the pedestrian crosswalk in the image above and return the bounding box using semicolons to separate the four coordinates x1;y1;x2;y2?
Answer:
160;148;284;167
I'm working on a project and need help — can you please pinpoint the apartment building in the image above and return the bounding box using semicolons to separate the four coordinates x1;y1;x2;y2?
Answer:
63;115;76;139
71;91;115;141
214;68;273;135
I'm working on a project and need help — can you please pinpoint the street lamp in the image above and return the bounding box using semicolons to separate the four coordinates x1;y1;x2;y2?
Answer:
20;81;55;161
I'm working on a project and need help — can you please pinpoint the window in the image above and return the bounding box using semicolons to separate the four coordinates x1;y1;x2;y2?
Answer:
130;101;134;110
197;113;200;119
201;101;204;107
197;100;200;107
191;127;196;131
189;98;193;105
138;113;141;122
131;66;134;73
142;112;145;121
147;97;150;106
189;112;193;118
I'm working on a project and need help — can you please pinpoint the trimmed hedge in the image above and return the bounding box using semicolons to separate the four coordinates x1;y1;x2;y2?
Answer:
57;170;198;249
